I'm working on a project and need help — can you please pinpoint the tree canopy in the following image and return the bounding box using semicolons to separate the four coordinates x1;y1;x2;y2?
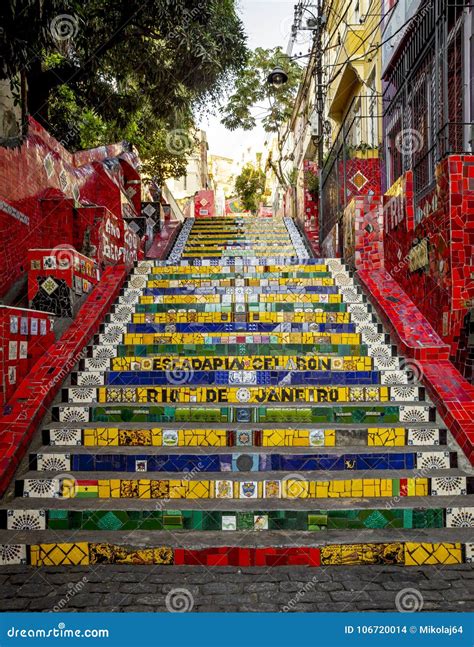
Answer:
234;162;266;214
1;0;248;183
221;47;303;188
221;47;302;133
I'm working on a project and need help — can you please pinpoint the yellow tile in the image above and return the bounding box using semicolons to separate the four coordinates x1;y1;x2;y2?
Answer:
404;542;462;566
415;478;428;496
83;429;95;446
188;480;211;499
167;479;185;498
138;481;151;499
316;481;329;498
325;430;336;446
110;479;121;498
151;429;162;446
31;542;89;566
98;480;111;498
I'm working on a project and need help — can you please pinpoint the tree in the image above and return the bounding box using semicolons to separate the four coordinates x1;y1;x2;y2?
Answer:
1;0;248;168
221;47;303;187
235;163;266;214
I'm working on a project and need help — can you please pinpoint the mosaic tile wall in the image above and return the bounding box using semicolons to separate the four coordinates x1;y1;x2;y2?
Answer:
28;249;100;318
0;306;55;405
0;117;142;299
1;215;473;567
383;156;474;379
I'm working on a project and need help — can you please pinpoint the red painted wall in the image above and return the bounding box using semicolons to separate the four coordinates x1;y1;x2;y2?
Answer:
301;160;320;256
0;118;142;297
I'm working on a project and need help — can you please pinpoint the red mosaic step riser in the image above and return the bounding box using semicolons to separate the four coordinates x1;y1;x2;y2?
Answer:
357;270;450;361
357;269;474;465
146;221;183;260
383;158;474;368
173;548;321;566
0;265;127;497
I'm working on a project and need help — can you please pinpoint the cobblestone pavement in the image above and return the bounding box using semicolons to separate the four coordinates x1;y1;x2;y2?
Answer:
0;565;473;612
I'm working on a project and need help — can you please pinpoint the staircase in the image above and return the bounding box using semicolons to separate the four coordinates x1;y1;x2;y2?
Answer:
1;215;473;574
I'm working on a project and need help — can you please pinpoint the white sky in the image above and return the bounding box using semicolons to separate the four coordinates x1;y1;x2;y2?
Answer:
197;0;300;161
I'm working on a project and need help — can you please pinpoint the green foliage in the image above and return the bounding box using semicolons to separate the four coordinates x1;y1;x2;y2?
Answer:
1;0;248;184
221;47;302;133
287;167;298;188
0;0;70;79
235;163;266;214
222;47;302;189
304;168;319;198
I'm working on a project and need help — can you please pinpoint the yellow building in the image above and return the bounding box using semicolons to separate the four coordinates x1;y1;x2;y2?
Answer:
323;0;382;151
319;0;384;255
208;154;236;198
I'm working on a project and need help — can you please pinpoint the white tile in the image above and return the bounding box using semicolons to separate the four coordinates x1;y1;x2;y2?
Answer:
0;544;27;565
446;507;474;528
36;453;71;472
7;509;46;531
222;515;236;530
49;428;82;446
415;451;450;470
431;477;466;496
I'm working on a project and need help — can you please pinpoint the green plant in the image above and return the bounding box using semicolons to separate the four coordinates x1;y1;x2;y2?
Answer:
235;163;266;214
304;169;320;198
1;0;248;170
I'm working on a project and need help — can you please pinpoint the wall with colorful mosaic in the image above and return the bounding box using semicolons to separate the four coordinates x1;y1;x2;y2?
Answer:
1;215;472;578
0;118;142;298
383;156;474;380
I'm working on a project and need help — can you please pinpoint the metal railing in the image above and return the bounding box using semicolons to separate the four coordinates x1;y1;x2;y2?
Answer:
413;122;474;208
383;0;472;198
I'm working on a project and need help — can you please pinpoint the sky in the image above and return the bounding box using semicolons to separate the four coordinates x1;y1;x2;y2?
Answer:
197;0;300;161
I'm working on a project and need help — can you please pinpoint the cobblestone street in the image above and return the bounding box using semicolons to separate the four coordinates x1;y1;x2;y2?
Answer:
1;565;473;612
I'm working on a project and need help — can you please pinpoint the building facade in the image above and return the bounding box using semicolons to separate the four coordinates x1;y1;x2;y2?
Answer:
319;0;384;257
280;0;473;378
165;129;209;203
380;0;474;380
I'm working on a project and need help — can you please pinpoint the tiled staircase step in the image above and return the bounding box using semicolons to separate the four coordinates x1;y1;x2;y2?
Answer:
81;354;387;372
0;537;472;567
1;528;473;546
142;272;336;281
42;426;448;448
51;403;439;424
145;261;334;270
102;344;382;360
70;370;413;388
60;385;428;405
130;304;356;314
119;333;367;345
139;281;351;288
14;474;473;500
4;506;472;531
28;450;459;472
5;494;474;512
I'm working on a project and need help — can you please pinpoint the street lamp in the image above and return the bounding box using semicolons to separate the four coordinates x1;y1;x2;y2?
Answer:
267;67;289;88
